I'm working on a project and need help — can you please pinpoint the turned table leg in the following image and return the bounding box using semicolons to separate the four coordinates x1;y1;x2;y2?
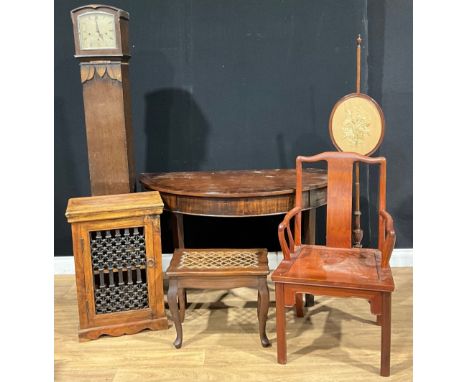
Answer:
302;208;316;307
303;208;316;245
258;277;271;347
171;212;185;249
168;279;183;349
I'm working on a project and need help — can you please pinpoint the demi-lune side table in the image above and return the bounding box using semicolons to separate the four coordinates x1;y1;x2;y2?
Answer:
140;169;327;247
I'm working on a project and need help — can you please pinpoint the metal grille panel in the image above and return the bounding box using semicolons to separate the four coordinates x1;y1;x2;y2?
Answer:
90;227;149;314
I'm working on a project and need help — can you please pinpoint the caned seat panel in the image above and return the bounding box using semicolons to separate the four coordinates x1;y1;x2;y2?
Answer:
166;248;269;277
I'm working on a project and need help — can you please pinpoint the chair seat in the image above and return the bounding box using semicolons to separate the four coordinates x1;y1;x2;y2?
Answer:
166;248;269;277
271;245;394;292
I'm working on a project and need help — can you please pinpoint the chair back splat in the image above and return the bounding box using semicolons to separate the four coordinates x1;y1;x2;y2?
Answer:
294;151;387;249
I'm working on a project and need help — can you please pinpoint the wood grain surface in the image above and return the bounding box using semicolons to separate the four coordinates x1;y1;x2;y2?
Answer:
55;268;412;381
65;191;163;223
139;169;327;217
65;192;167;341
272;246;394;292
140;169;327;198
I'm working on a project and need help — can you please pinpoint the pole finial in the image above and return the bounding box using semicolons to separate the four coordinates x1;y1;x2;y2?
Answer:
356;34;362;94
357;34;362;46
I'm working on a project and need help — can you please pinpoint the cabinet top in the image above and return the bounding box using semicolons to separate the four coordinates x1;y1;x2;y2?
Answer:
65;191;163;223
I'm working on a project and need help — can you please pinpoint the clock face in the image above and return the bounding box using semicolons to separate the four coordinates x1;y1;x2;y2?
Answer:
77;12;117;50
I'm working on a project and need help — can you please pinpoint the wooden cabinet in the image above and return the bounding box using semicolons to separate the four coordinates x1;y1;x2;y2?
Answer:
65;192;168;341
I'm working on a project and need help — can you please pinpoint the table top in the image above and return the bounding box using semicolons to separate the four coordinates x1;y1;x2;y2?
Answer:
139;168;327;198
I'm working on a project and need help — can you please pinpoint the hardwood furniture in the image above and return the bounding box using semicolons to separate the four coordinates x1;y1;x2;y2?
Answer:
139;169;327;248
272;152;396;377
166;248;270;349
65;191;168;341
71;5;135;195
140;169;328;310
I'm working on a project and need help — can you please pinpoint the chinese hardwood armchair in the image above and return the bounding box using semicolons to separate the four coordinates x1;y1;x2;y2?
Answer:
272;151;396;377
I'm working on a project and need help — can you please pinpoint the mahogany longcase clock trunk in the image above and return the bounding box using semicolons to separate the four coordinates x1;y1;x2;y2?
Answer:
71;4;135;195
65;192;168;341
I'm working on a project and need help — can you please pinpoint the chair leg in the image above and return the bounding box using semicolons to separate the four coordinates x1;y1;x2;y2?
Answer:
275;283;287;364
178;288;186;323
258;277;271;347
295;293;304;317
380;293;392;376
168;279;183;349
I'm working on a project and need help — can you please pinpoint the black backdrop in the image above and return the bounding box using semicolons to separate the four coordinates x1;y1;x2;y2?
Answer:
55;0;412;256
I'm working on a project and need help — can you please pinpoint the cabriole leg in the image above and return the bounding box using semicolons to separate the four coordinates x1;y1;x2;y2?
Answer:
258;277;271;347
168;279;183;349
178;288;186;323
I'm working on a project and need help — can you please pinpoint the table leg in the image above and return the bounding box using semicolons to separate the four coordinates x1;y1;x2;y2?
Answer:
171;212;185;249
303;208;316;307
303;208;316;245
284;209;316;309
171;213;188;307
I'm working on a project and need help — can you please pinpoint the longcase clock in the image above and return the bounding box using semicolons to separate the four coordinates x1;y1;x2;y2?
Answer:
71;4;135;195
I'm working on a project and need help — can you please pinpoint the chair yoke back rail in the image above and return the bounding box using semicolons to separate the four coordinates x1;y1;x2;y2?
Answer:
278;151;395;268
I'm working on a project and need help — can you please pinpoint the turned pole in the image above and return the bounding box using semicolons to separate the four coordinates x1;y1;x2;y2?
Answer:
353;35;364;248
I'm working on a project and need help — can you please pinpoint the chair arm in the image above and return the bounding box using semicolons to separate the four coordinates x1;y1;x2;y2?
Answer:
278;206;302;260
379;210;396;268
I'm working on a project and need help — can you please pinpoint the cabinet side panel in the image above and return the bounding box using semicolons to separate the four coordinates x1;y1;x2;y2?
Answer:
71;223;90;329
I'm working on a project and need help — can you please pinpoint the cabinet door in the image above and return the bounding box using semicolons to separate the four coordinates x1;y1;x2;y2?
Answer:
81;217;156;326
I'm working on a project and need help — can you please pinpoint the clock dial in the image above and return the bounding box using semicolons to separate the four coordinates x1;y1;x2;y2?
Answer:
78;12;117;50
